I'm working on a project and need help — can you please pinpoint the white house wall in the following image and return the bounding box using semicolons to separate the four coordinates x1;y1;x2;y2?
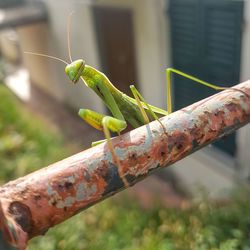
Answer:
238;0;250;179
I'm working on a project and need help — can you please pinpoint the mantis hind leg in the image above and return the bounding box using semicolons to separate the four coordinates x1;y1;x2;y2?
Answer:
166;68;227;114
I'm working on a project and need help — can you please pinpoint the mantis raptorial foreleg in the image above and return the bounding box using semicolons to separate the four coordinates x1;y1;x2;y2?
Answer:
78;108;128;186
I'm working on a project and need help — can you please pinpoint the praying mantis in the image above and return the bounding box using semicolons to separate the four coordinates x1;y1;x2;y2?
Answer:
25;14;228;186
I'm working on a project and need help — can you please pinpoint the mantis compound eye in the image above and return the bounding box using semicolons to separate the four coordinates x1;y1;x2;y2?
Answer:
65;59;85;84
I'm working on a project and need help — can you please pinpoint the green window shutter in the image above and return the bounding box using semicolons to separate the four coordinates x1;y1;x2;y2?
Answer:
202;0;243;85
169;0;243;156
169;0;208;111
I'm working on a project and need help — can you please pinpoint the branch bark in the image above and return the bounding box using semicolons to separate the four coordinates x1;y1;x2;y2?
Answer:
1;80;250;249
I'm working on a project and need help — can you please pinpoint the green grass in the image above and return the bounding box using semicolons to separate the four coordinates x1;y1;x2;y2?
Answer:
0;85;71;182
28;191;250;250
1;84;250;250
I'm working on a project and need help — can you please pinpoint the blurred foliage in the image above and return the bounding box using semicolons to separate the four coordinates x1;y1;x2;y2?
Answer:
1;84;250;250
29;190;250;250
0;85;70;182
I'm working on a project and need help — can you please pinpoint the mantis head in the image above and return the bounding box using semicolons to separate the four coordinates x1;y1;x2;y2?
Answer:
65;59;86;84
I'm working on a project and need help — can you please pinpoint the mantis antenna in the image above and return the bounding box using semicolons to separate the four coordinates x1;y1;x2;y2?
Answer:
23;52;68;65
67;11;75;63
24;11;76;65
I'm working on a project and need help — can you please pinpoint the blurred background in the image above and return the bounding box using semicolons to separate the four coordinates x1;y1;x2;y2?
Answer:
0;0;250;249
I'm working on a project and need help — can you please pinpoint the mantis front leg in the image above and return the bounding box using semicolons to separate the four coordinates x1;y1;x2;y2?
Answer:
78;109;126;145
78;108;128;186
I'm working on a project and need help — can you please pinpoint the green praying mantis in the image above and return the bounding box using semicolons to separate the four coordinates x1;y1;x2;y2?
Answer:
25;14;228;185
